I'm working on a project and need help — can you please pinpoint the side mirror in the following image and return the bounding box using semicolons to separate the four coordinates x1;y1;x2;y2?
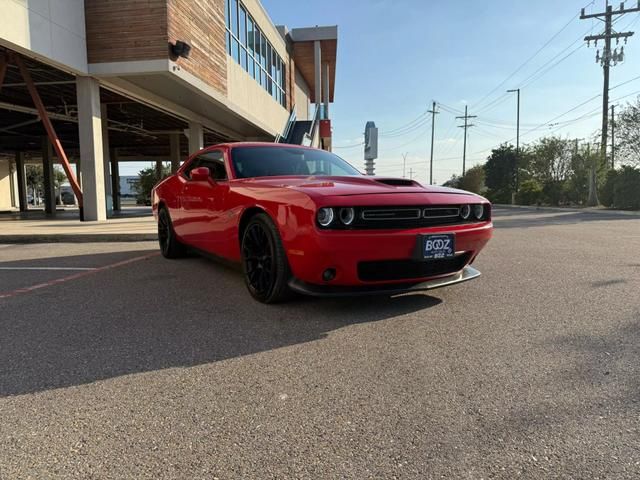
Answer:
190;166;210;182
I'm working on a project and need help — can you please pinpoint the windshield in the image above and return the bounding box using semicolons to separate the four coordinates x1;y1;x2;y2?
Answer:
231;146;362;178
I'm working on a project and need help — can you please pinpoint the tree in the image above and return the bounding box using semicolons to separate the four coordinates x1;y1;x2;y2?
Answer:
516;179;543;205
613;166;640;209
134;164;170;205
442;175;461;189
53;166;68;189
615;96;640;166
528;136;572;184
25;165;44;203
457;164;485;194
442;165;485;194
484;143;517;203
526;137;574;205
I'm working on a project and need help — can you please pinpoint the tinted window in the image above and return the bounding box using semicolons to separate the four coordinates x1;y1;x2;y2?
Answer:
184;151;227;180
231;147;361;178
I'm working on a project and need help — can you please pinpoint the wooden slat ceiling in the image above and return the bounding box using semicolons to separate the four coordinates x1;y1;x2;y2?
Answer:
293;39;337;103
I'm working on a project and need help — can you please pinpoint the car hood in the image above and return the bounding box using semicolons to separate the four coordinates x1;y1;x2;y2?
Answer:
236;175;479;198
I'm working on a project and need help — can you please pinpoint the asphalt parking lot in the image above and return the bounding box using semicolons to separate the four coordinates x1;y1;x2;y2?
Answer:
1;208;639;479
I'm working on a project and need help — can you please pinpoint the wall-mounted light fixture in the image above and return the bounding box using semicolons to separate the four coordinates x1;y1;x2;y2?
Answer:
170;40;191;59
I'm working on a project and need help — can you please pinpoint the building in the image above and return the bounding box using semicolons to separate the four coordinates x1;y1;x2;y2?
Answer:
0;0;337;220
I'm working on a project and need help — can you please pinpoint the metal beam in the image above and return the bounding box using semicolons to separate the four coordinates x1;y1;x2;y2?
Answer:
1;80;76;88
0;101;163;137
0;118;41;134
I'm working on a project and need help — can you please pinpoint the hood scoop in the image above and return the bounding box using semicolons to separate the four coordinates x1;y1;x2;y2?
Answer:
374;178;419;187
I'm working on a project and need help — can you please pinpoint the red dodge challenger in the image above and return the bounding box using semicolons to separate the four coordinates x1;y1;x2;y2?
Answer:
152;142;492;303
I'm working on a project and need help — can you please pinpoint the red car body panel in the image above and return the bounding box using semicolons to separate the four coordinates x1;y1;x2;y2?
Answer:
152;142;493;290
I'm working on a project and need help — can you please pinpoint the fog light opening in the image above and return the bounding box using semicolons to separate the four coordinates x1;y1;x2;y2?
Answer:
322;268;336;282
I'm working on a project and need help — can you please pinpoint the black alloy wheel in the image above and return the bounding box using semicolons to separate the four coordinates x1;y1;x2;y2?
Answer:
158;207;186;259
241;213;291;303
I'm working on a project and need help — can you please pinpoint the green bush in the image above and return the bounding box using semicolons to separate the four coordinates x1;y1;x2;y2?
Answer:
600;170;618;207
485;188;512;204
613;166;640;210
516;179;544;205
542;180;566;206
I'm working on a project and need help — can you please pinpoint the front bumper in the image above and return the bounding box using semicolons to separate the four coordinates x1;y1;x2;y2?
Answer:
288;265;481;297
285;221;492;286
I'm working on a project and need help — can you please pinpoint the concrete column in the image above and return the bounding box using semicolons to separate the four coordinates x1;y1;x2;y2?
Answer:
188;122;204;155
101;103;113;216
313;40;322;116
42;138;56;216
8;160;16;208
155;160;163;178
15;152;27;212
170;133;181;173
110;148;120;211
77;76;106;221
322;62;330;119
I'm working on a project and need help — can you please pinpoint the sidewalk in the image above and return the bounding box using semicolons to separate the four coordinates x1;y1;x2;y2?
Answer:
494;204;640;217
0;208;157;243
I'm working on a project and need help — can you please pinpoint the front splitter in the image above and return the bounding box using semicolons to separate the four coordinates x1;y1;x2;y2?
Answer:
288;265;481;297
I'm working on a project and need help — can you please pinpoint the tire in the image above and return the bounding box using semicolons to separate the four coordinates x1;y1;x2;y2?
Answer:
158;207;187;259
241;213;292;303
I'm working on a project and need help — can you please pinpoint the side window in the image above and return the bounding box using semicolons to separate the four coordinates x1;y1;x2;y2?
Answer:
183;158;201;179
197;150;228;181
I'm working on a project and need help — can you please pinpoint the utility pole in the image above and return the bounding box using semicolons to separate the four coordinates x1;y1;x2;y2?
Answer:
427;101;439;185
456;105;476;176
581;1;639;168
507;89;521;195
401;152;408;178
409;168;414;180
610;104;615;168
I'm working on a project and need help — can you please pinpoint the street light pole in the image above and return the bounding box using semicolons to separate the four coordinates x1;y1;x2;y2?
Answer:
507;88;520;202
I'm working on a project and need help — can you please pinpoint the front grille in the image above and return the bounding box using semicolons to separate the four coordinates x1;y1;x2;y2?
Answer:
361;208;422;221
358;253;471;282
345;205;488;229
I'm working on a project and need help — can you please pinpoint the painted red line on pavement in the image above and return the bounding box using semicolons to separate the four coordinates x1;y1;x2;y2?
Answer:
0;252;160;300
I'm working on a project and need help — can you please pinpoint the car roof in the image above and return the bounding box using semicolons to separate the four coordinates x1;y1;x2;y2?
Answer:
206;142;320;152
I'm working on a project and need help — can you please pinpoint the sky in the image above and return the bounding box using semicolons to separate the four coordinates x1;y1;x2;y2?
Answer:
259;0;640;185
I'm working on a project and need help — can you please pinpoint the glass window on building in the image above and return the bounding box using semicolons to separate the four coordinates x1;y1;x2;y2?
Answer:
231;38;239;64
230;0;238;37
225;0;287;108
240;45;248;71
261;33;267;69
239;6;247;47
247;17;255;57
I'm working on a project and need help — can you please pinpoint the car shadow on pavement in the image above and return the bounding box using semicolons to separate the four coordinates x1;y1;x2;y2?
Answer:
0;250;442;397
492;207;639;229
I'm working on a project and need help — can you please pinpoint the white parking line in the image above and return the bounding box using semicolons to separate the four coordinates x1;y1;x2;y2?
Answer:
0;267;98;271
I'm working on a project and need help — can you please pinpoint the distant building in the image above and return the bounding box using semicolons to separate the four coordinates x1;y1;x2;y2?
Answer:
120;177;140;198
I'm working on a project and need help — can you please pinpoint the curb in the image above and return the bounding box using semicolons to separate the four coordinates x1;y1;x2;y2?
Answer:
494;204;640;217
0;234;158;244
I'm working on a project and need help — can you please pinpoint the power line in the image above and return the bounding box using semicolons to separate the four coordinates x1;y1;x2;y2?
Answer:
379;110;429;136
333;141;364;149
379;116;431;138
471;3;595;111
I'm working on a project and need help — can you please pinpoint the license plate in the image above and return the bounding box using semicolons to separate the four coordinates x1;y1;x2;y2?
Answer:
422;234;455;259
